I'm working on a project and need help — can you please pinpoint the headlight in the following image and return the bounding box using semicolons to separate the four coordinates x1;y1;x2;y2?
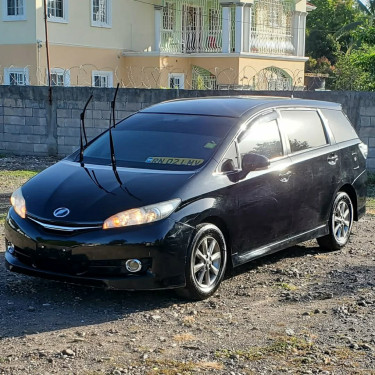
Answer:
10;188;26;219
103;198;181;229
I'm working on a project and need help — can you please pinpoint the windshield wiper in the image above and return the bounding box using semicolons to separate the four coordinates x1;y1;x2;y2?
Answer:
108;84;141;201
79;94;93;166
109;83;122;185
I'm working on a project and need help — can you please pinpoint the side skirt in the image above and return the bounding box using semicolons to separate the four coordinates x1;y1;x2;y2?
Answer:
232;225;328;267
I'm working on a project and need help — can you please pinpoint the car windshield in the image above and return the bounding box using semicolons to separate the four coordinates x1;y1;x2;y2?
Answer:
81;113;236;170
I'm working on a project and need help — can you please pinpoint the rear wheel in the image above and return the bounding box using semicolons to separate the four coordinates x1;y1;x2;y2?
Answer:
176;223;227;300
318;191;353;250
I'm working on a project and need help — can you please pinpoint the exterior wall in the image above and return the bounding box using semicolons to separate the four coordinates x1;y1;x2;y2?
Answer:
0;1;36;44
35;0;155;52
0;87;375;172
0;44;37;85
121;55;305;88
238;57;305;88
36;45;124;87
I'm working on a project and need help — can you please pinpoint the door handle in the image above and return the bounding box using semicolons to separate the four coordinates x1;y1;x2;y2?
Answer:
327;153;338;165
279;170;292;182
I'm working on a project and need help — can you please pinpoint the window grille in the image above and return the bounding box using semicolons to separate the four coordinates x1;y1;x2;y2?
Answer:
250;0;294;55
93;0;108;24
163;2;175;31
192;66;217;90
161;0;222;53
254;67;292;90
9;72;26;85
92;71;113;88
48;0;64;18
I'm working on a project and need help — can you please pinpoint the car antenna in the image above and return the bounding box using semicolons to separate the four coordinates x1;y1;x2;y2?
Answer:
79;94;93;165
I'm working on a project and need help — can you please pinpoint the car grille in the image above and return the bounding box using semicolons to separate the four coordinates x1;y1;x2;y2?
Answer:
27;216;102;234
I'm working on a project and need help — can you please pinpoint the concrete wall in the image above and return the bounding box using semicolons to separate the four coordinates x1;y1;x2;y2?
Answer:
0;86;374;171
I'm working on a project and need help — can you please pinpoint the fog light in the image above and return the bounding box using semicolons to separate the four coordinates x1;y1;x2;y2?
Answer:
7;243;15;254
125;259;142;273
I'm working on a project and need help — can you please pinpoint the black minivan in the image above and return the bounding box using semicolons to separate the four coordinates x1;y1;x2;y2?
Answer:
5;97;367;300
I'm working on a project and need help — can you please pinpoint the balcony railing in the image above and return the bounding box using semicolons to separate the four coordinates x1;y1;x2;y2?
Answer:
161;29;222;53
250;31;295;55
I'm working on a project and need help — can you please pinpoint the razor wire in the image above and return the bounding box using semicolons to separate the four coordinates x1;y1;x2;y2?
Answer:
0;63;334;91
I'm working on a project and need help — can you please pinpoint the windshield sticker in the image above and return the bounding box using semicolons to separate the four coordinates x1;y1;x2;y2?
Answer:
204;141;217;149
145;157;204;166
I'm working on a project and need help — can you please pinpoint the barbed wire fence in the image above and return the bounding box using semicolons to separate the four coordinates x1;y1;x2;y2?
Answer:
0;63;322;91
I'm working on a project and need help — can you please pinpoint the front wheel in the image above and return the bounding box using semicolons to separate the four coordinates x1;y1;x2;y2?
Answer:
176;223;227;300
317;191;354;250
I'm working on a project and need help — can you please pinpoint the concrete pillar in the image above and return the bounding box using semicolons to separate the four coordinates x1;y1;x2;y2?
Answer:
222;5;231;53
242;5;252;53
154;5;163;52
293;11;307;57
299;12;307;57
235;3;244;53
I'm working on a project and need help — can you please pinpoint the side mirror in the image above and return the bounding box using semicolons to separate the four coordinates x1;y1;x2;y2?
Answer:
241;153;270;176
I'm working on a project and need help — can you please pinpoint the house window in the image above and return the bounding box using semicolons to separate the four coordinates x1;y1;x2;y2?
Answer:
168;73;184;89
91;0;112;27
2;0;26;21
163;2;175;31
92;71;113;88
48;68;70;86
4;68;29;85
47;0;68;22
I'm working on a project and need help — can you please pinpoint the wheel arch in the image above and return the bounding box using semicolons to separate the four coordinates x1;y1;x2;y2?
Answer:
198;216;233;263
338;184;358;221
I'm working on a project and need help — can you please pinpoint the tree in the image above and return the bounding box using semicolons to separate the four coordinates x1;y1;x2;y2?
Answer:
332;45;375;90
306;0;366;64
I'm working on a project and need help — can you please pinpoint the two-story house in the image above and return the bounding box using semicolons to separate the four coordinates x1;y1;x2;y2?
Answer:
0;0;313;90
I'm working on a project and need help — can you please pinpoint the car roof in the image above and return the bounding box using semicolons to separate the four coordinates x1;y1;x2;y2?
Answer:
140;96;342;118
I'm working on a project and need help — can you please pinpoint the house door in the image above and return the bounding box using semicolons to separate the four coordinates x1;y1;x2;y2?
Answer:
182;5;203;53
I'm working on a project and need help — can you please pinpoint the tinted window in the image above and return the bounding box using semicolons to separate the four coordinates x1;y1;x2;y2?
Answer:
321;109;358;143
219;142;239;172
82;113;236;170
239;118;283;160
281;110;328;153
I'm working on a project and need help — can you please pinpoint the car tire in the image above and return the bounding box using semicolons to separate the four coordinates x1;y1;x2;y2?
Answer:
176;223;227;301
317;191;354;251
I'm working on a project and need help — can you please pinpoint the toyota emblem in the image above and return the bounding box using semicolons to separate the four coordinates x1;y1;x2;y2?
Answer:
53;207;70;218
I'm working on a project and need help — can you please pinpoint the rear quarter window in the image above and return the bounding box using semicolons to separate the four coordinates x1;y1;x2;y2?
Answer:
320;109;358;143
280;110;328;153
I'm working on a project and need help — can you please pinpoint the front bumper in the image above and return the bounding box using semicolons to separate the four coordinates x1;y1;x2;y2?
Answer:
4;208;194;290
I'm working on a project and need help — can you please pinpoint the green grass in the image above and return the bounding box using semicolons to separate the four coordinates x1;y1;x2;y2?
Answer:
0;170;38;192
216;336;313;362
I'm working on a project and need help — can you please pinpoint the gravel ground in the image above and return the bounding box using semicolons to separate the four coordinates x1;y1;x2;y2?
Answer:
0;156;374;375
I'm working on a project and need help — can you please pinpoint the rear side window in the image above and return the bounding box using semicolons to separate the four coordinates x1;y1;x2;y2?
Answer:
320;109;358;143
280;110;328;153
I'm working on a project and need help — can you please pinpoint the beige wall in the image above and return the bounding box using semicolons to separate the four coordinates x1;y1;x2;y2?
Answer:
36;0;155;52
121;55;305;89
35;45;124;86
0;1;36;44
0;44;37;84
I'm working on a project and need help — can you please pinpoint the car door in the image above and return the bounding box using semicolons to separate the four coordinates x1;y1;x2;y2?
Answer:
229;111;293;261
279;109;340;234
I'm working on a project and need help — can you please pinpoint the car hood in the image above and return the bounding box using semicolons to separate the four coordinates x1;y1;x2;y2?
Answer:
22;160;195;224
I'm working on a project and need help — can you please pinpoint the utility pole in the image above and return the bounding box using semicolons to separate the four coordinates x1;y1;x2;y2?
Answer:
43;0;52;103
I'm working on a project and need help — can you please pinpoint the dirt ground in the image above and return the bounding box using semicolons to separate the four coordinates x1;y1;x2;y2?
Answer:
0;156;374;375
